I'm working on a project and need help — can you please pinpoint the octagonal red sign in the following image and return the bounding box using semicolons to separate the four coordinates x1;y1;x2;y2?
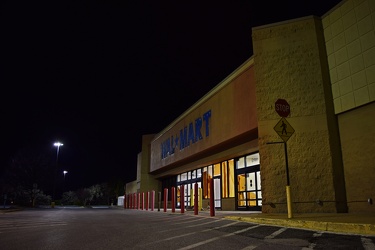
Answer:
275;99;290;117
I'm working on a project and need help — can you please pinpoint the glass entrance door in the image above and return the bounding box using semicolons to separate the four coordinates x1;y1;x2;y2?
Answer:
214;177;221;208
237;169;261;210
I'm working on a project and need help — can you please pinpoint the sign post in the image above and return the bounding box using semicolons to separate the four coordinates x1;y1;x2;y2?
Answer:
272;99;294;218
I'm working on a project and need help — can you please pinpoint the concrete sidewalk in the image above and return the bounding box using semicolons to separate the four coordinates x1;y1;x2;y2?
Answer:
182;210;375;236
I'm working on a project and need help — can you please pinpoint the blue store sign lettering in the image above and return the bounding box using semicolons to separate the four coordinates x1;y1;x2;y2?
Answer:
161;110;211;159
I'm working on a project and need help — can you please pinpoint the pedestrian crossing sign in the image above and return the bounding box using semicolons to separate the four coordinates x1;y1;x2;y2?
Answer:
274;117;295;142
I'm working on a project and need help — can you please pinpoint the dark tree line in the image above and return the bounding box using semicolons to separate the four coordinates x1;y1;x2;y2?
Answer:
0;145;124;207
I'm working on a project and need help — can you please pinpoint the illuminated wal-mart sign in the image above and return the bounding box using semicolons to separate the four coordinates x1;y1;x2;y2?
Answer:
161;110;211;160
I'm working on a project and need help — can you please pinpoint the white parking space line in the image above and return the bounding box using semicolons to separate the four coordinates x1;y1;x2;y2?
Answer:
159;218;222;233
240;245;258;250
186;219;224;228
171;217;208;224
302;231;323;249
177;225;261;250
139;221;241;247
264;227;287;239
362;237;375;250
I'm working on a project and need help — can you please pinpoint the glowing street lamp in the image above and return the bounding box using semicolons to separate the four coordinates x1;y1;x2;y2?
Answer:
54;142;64;160
63;170;68;195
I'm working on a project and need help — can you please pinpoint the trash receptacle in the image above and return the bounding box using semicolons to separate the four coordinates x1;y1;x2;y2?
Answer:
51;202;55;208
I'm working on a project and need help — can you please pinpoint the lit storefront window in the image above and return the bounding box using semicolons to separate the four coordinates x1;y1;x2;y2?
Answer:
176;152;260;210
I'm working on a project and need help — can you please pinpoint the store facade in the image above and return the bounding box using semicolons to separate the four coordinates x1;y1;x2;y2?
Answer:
126;0;375;214
148;58;261;211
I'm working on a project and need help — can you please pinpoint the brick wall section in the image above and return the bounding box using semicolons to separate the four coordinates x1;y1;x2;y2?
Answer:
252;16;347;213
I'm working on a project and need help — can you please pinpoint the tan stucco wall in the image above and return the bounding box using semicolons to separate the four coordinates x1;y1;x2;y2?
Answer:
150;59;258;173
322;0;375;114
338;102;375;212
139;134;160;193
125;181;137;195
253;16;347;213
323;0;375;213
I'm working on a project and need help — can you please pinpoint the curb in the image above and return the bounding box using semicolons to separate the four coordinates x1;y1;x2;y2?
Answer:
225;216;375;236
0;208;23;213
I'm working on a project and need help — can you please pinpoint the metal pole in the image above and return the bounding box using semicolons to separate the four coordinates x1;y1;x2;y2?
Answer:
266;141;293;218
285;142;290;186
284;142;293;218
209;179;215;217
163;188;168;212
52;142;63;207
171;187;175;213
194;183;198;215
180;185;185;214
53;146;59;202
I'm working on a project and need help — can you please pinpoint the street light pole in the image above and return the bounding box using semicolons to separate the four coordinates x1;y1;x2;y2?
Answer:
52;142;63;207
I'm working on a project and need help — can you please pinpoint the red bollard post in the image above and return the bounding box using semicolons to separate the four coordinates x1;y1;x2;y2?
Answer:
132;193;137;209
135;193;137;209
181;185;185;214
141;192;144;210
151;190;155;211
129;194;134;209
125;194;127;209
131;193;133;209
210;179;215;217
194;183;198;215
164;188;168;212
137;193;140;209
134;193;136;209
171;187;175;213
146;191;149;211
158;192;161;212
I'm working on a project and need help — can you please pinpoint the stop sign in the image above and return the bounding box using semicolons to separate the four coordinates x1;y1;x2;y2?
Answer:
275;99;290;117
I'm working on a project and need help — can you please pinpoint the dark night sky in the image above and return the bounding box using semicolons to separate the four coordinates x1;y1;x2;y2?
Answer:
1;1;342;190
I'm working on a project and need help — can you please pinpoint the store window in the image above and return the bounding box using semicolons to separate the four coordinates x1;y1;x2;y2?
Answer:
236;152;261;211
176;169;202;208
202;166;212;199
176;153;259;210
222;159;235;198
